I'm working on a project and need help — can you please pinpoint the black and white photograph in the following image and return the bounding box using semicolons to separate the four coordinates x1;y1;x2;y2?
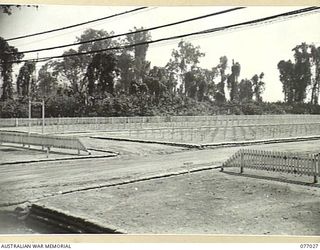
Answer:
0;4;319;237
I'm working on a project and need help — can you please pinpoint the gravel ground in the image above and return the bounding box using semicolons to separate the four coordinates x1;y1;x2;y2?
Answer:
36;168;320;235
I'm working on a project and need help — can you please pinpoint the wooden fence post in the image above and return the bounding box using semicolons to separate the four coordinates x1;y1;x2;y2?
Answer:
240;149;244;174
314;155;319;184
46;146;50;158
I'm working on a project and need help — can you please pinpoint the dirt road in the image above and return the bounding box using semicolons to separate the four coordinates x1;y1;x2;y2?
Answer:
0;144;240;206
0;137;320;234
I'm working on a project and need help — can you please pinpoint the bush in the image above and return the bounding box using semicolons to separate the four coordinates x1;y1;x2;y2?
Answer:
45;94;83;117
241;102;263;115
2;93;320;118
0;99;28;118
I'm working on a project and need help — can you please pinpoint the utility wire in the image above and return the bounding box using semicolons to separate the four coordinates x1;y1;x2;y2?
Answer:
5;7;148;42
6;6;320;64
11;7;158;48
12;7;245;55
159;6;320;47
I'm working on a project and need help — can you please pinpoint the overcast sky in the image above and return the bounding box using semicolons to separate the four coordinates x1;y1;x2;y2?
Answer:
0;5;319;102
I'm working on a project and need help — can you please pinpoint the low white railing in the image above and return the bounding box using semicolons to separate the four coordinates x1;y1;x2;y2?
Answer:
222;149;319;183
93;122;320;144
0;131;89;155
1;114;320;128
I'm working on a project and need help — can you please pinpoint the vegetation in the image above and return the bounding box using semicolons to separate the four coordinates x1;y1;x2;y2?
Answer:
0;23;319;117
278;43;320;104
0;5;37;15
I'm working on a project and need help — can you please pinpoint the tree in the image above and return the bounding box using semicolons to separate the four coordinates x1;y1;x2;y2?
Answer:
37;62;58;98
52;29;120;96
251;72;265;102
145;66;167;99
85;53;119;97
0;37;23;100
202;68;217;101
117;49;134;93
76;28;119;76
126;27;152;83
197;68;217;102
166;71;179;94
0;5;36;15
183;67;215;101
215;56;228;103
278;42;315;103
51;49;84;94
77;29;117;58
278;60;295;103
239;79;253;102
0;5;21;15
16;61;35;97
309;45;320;104
129;80;148;96
184;70;197;99
292;42;312;103
227;60;241;102
166;40;205;94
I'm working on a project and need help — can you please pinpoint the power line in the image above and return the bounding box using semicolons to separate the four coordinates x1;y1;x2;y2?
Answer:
11;7;158;48
7;6;320;64
165;6;320;47
9;6;320;63
12;7;246;55
5;7;148;42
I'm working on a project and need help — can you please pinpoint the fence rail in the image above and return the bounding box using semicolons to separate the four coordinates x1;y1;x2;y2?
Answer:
2;115;320;143
84;122;320;144
222;149;319;183
2;114;320;128
0;131;88;155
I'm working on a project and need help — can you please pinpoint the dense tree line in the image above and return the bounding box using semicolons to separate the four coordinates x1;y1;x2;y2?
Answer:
0;23;319;117
278;43;320;104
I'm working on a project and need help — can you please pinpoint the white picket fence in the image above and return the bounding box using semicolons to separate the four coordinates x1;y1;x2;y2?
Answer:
222;149;319;183
0;131;89;155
